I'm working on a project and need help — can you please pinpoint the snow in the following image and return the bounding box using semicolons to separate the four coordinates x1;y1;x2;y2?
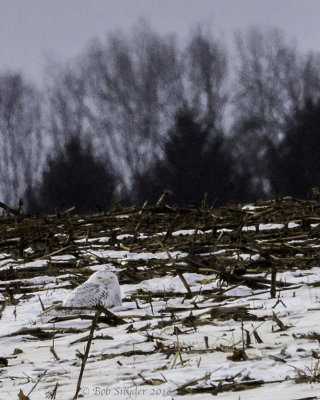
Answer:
87;249;188;261
50;254;76;261
259;223;284;230
1;224;320;399
1;263;320;400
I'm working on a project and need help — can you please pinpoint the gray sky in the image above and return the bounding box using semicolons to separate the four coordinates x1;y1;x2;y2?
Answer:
1;0;320;83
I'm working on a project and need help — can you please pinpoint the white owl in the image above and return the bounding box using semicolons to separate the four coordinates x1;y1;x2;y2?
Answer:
62;270;122;311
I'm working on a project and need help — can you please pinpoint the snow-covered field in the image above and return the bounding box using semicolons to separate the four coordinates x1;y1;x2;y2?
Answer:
1;200;320;400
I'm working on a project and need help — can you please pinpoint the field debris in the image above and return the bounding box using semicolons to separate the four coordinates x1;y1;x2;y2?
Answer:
1;196;320;399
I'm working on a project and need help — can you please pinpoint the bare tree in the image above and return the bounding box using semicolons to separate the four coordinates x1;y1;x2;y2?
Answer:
233;28;303;141
84;21;184;191
45;62;91;152
0;73;43;206
301;52;320;101
184;26;228;134
230;27;320;197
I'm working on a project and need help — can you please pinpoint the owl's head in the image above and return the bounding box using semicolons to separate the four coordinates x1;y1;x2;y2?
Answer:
89;270;119;285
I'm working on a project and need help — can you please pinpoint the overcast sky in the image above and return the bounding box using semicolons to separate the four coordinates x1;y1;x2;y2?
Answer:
1;0;320;83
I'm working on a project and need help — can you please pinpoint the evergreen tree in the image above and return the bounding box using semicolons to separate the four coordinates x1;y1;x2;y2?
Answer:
269;98;320;198
30;136;115;213
135;107;233;206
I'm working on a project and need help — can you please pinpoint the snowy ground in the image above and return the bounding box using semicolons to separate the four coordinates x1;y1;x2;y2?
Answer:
1;202;320;399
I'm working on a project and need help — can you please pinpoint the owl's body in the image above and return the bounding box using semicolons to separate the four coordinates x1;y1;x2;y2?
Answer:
62;270;122;310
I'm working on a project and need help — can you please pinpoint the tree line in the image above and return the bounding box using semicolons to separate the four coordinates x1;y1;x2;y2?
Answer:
1;22;320;213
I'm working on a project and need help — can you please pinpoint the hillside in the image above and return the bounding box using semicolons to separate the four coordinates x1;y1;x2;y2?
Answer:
1;197;320;399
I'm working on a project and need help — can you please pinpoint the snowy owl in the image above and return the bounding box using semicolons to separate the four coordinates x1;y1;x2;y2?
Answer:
62;270;122;311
